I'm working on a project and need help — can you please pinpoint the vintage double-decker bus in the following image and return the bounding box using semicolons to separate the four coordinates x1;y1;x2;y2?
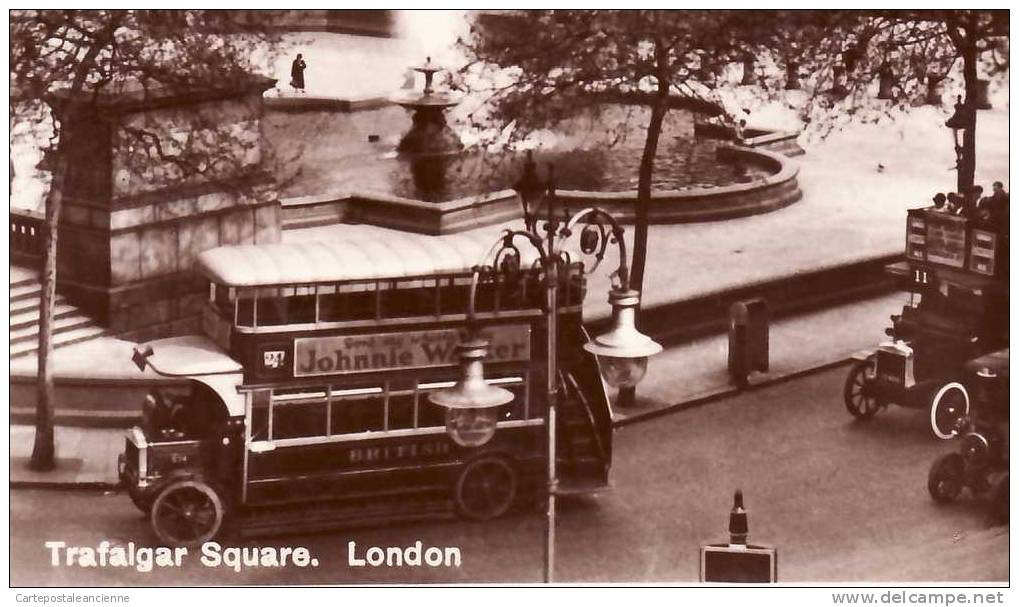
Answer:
118;235;614;545
844;206;1009;437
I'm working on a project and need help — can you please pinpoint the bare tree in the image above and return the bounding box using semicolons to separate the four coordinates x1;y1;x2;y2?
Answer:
9;10;282;470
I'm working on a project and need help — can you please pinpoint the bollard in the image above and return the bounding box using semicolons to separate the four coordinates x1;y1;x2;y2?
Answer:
728;298;769;388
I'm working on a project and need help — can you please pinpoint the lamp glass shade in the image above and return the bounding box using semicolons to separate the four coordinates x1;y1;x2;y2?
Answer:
445;407;499;447
597;355;649;388
583;289;662;388
427;337;514;448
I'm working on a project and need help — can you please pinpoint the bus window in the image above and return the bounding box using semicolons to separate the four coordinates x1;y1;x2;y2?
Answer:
382;278;437;319
237;293;255;327
474;280;497;313
250;390;270;441
319;283;376;322
212;283;233;317
318;289;345;321
257;296;285;326
387;394;416;430
439;276;472;316
499;384;528;422
417;397;448;429
273;400;327;439
289;295;316;324
330;396;385;435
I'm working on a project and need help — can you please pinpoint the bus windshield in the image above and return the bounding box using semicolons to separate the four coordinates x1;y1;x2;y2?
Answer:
143;382;227;441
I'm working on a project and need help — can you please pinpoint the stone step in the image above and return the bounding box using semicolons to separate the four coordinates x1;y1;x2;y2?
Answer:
10;312;99;344
10;303;79;331
10;265;40;287
10;282;42;303
10;324;107;358
10;276;39;290
10;293;66;316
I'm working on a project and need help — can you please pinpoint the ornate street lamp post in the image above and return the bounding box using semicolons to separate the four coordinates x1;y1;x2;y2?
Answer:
430;159;662;583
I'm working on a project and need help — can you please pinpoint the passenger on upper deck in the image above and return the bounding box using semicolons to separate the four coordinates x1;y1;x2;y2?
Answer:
946;192;964;214
979;181;1009;234
958;185;984;220
930;193;949;213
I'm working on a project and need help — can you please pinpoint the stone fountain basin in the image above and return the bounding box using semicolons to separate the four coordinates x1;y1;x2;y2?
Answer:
281;144;802;235
390;90;463;108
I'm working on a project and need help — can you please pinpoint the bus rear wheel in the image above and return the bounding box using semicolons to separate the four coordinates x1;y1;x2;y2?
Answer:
150;478;226;546
454;457;517;521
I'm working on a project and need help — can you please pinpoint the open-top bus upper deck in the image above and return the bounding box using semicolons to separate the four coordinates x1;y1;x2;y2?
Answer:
895;207;1008;286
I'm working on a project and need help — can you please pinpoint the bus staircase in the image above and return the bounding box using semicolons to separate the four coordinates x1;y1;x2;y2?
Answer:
10;266;107;359
555;356;613;496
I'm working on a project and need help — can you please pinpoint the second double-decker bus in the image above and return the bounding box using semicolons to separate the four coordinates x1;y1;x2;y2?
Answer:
119;234;614;545
844;206;1009;438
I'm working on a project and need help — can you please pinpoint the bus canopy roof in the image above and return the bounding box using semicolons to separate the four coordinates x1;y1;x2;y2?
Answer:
196;233;548;287
139;335;245;417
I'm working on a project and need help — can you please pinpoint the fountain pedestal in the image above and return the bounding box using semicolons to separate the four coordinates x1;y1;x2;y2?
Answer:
397;102;463;155
391;59;463;156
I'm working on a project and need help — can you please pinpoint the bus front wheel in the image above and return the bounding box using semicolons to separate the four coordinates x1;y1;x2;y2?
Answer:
454;457;517;521
844;360;879;419
150;478;226;546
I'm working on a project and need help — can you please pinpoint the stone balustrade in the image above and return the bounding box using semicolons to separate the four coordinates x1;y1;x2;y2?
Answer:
10;208;45;265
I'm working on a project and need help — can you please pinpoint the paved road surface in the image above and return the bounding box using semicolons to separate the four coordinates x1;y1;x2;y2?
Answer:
10;366;1007;586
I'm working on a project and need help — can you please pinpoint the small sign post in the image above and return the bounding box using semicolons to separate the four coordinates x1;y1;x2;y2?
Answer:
700;490;777;583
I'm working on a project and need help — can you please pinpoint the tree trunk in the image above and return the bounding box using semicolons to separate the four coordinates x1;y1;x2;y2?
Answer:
26;15;119;471
630;101;666;293
29;156;66;471
959;43;978;193
618;96;668;408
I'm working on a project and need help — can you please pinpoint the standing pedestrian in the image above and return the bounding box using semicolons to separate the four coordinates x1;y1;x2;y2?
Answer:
290;53;307;93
